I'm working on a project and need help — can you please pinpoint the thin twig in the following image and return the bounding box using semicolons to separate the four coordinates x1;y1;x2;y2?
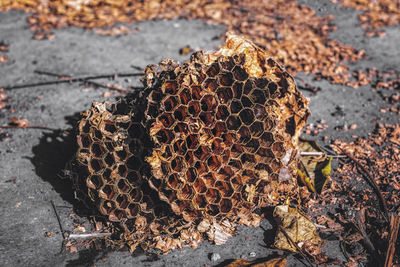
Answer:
300;151;345;158
280;227;314;267
68;232;111;240
0;125;62;131
384;215;400;267
338;147;389;221
50;200;65;240
35;70;127;92
2;72;143;90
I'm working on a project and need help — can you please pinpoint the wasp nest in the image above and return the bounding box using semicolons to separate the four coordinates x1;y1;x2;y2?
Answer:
68;33;310;252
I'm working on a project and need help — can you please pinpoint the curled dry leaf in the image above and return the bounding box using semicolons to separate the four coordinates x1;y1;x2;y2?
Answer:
8;117;30;128
273;205;322;253
298;138;332;194
225;257;287;267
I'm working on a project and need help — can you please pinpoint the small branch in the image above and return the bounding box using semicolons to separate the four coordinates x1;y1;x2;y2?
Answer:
280;227;314;267
300;151;345;158
0;125;62;131
337;147;389;221
384;214;400;267
68;232;111;240
51;200;66;240
1;71;143;91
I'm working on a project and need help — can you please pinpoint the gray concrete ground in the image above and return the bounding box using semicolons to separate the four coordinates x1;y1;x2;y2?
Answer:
0;1;399;266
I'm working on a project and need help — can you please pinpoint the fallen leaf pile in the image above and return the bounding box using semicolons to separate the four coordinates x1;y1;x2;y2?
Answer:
331;0;400;37
0;0;365;86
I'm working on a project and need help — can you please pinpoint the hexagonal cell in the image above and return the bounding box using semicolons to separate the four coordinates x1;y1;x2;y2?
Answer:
218;56;235;71
203;78;218;91
248;121;264;137
194;194;207;209
126;171;142;186
86;174;103;190
179;87;192;105
101;120;118;135
202;172;217;188
260;132;275;147
188;100;201;116
215;105;230;121
205;188;221;204
78;119;91;134
130;187;143;202
240;95;253;108
240;153;256;168
77;134;91;148
161;144;173;160
128;123;145;138
226;115;241;130
238;126;252;144
245;138;260;153
116;194;129;209
199;112;215;127
115;148;128;162
174;105;188;121
233;53;245;65
194;161;208;175
269;158;282;173
220;198;233;213
232;81;243;98
99;200;115;215
272;141;285;156
278;77;290;92
194;145;211;161
267;82;279;98
117;164;128;177
243;79;254;94
230;99;243;114
90;142;104;158
207;204;220;216
162;188;178;203
173;139;187;156
201;94;217;112
193;177;207;194
232;65;248;81
253;104;267;120
174;122;188;134
186;167;198;183
162;80;178;94
149;89;163;102
126;155;141;171
156;129;175;144
206;62;220;77
191;85;202;100
212;121;227;137
117;178;131;193
230;144;244;158
92;129;103;140
216;166;234;180
110;209;126;222
179;184;195;200
186;134;199;150
167;173;184;190
211;138;224;155
99;184;114;200
215;181;234;198
171;156;184;172
102;168;112;183
104;153;115;167
89;158;103;173
159;113;175;128
229;175;243;191
207;155;222;171
216;87;233;104
162;95;179;112
185;150;195;166
256;147;275;159
127;203;140;217
249;89;267;105
218;72;234;86
222;132;235;147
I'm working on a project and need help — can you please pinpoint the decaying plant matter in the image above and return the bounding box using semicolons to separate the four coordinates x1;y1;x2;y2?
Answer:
67;33;310;253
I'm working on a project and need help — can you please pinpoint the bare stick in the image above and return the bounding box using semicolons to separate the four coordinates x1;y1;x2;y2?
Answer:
1;72;143;91
337;147;389;221
384;215;400;267
300;151;345;158
68;232;111;240
50;200;66;240
280;227;314;267
0;125;62;131
35;70;127;92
